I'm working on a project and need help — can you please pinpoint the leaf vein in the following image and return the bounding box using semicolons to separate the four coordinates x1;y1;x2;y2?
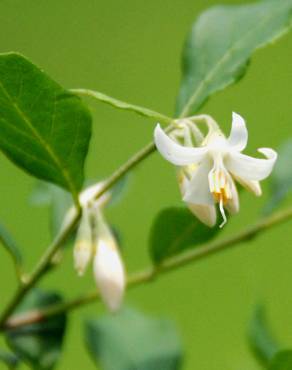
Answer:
0;79;76;195
180;3;291;116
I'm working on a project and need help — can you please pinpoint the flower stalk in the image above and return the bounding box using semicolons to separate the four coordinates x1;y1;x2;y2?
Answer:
4;204;292;330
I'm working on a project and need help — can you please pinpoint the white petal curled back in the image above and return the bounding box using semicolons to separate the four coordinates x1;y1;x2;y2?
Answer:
154;124;207;166
227;112;248;151
94;238;125;312
225;148;278;181
74;209;93;276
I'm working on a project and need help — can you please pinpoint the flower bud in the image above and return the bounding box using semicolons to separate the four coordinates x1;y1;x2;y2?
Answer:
80;182;111;209
61;181;111;234
93;218;125;312
73;208;93;276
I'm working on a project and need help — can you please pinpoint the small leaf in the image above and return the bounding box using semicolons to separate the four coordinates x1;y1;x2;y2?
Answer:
107;174;130;208
0;53;92;196
85;307;183;370
268;351;292;370
30;181;73;239
149;207;218;264
248;305;279;366
176;0;292;116
0;223;22;273
5;289;67;370
0;349;20;369
264;140;292;214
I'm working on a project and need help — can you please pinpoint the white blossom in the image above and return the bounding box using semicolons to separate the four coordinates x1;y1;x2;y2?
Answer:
154;112;277;227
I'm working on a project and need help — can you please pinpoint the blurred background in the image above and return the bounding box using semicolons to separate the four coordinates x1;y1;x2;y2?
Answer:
0;0;291;369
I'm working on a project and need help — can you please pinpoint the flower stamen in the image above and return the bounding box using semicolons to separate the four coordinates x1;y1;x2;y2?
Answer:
209;167;232;227
219;194;227;228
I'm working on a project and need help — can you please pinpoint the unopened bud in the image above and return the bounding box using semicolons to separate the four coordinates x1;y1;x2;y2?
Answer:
73;208;93;276
93;220;125;312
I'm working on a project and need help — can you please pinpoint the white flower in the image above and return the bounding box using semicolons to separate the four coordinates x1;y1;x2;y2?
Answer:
154;112;277;227
93;220;125;312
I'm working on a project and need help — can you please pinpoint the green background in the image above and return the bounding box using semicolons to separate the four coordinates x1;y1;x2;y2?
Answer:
0;0;291;369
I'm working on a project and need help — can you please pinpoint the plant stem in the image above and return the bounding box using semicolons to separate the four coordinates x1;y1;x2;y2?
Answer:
5;205;292;330
0;120;174;329
71;88;173;124
91;124;174;201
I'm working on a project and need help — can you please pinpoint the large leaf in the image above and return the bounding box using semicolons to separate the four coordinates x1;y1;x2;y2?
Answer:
0;53;91;195
248;305;279;366
269;351;292;370
176;0;292;116
85;307;183;370
149;207;218;264
264;140;292;214
5;289;67;370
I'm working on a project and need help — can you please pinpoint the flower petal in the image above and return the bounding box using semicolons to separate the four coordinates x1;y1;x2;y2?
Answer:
183;159;214;206
227;112;248;151
178;168;216;226
233;175;262;196
187;203;217;227
225;179;240;215
154;124;207;166
225;148;277;181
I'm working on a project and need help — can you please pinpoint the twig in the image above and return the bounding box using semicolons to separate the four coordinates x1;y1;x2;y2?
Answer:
5;205;292;330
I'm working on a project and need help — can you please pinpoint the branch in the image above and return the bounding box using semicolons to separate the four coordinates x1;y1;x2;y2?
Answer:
5;205;292;330
71;88;173;124
0;109;174;329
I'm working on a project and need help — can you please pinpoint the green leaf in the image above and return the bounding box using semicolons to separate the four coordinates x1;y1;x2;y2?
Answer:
0;53;92;196
107;174;130;208
0;223;22;273
85;307;183;370
5;289;67;370
149;207;218;265
269;351;292;370
176;0;292;116
0;349;20;369
30;181;73;239
264;140;292;214
248;305;279;366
